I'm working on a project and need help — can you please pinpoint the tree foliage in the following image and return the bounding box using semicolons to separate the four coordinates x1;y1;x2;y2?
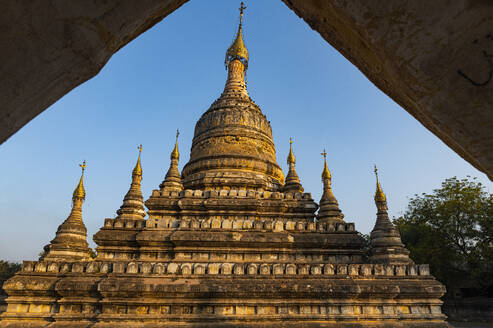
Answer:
0;261;21;281
394;177;493;296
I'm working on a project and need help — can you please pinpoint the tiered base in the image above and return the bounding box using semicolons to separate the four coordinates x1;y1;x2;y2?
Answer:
0;260;449;327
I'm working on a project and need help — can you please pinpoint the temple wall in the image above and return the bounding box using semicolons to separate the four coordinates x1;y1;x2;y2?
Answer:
0;261;448;328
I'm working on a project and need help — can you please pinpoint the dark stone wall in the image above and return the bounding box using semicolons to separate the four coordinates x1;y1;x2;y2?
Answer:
444;297;493;323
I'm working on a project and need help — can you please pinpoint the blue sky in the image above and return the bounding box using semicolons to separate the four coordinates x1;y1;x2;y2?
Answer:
0;0;491;262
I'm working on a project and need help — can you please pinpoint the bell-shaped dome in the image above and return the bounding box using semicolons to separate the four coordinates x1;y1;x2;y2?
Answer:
181;7;284;191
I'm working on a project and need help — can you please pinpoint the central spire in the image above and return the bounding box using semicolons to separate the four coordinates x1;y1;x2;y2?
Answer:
181;3;284;191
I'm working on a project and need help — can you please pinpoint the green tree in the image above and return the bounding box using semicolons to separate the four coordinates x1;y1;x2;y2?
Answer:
0;261;21;281
394;177;493;296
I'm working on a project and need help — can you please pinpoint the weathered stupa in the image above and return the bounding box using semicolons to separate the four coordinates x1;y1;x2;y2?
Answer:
0;3;449;327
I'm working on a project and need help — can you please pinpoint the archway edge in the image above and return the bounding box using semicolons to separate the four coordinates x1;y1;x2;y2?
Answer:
0;0;188;145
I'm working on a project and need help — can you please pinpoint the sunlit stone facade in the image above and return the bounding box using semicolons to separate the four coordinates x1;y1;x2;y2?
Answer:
0;4;449;327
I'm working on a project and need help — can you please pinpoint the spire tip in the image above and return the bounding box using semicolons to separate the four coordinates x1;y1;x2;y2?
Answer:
321;149;331;180
171;130;180;160
239;2;246;25
133;145;143;177
73;161;86;201
79;160;86;174
287;138;296;164
225;2;249;70
374;164;387;203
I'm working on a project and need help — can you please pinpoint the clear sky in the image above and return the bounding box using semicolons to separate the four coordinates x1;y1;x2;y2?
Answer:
0;0;491;262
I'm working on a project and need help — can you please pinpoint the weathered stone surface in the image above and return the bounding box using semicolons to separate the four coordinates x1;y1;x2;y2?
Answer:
181;59;285;191
0;9;450;327
1;261;448;327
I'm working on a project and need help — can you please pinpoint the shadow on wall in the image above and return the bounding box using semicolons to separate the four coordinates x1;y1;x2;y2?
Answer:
444;294;493;324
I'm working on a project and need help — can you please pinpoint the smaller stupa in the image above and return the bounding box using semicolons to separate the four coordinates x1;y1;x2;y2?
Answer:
116;145;146;220
283;138;304;193
42;161;92;261
369;165;412;264
317;149;344;223
159;130;183;192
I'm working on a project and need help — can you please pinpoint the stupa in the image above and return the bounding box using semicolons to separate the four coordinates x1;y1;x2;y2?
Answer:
0;3;448;327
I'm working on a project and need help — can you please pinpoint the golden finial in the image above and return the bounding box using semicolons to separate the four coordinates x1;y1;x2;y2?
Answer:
225;2;249;70
133;145;143;176
239;2;246;24
171;129;180;160
321;149;331;180
374;164;387;202
73;160;86;200
287;138;296;164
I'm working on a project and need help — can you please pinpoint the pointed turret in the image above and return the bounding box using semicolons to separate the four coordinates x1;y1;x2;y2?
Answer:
283;138;304;193
369;165;412;264
317;150;344;223
160;130;183;191
225;2;249;70
116;145;146;220
222;2;250;99
43;161;92;261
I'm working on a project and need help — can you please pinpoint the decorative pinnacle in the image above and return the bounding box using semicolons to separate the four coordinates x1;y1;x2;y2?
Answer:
133;145;143;176
80;160;86;173
171;129;180;160
73;160;86;201
225;2;249;70
321;149;331;180
287;138;296;164
239;2;246;25
374;164;387;203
